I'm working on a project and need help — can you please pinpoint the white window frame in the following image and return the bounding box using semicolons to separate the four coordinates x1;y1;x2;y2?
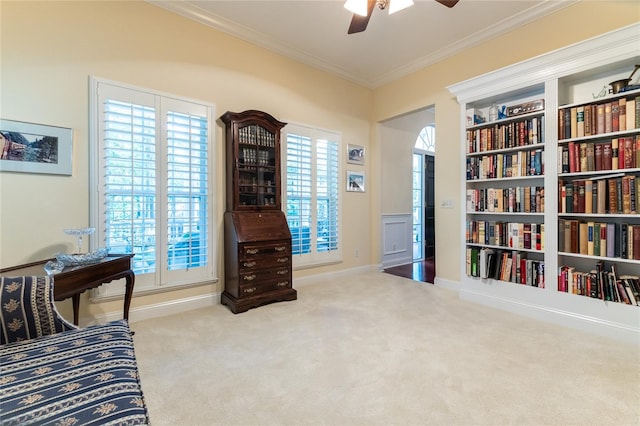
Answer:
89;77;217;298
283;123;342;269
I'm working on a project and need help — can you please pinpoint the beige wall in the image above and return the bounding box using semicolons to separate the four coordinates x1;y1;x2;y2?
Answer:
372;0;640;285
1;1;637;321
379;108;435;216
0;1;372;320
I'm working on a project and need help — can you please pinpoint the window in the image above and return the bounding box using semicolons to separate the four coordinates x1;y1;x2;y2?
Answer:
412;152;424;260
416;124;435;153
90;78;215;297
283;124;341;267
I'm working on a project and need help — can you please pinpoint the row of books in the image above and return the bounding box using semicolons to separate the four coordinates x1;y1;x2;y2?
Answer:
466;220;545;251
466;247;545;287
558;262;639;306
466;115;544;154
558;95;640;140
466;149;544;180
239;125;276;147
558;175;640;214
558;220;640;260
559;136;640;174
466;186;544;213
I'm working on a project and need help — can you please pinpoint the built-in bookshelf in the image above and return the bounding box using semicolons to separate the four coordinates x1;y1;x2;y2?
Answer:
463;84;546;288
556;74;640;305
449;23;640;343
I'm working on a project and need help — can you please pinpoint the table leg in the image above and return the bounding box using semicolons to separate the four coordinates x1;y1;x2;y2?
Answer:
123;270;135;321
72;294;80;326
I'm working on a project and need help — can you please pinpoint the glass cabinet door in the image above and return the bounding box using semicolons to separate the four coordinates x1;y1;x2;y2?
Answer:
237;124;277;207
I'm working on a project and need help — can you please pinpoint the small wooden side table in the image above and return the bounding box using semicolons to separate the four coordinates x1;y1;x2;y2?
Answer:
0;254;135;325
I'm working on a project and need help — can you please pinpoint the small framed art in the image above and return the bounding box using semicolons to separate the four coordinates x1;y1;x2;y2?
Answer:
346;170;365;192
0;119;72;175
347;144;364;166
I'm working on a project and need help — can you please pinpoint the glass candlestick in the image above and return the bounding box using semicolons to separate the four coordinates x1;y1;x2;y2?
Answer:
63;228;95;254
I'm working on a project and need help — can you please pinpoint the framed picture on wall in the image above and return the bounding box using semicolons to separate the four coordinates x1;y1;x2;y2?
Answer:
346;144;364;165
0;119;72;175
346;170;365;192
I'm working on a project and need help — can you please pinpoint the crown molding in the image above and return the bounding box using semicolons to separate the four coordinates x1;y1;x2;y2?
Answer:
372;0;578;87
146;0;365;86
448;22;640;102
148;0;577;89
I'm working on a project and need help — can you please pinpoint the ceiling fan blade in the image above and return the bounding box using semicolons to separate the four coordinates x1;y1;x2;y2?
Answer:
347;0;376;34
435;0;459;7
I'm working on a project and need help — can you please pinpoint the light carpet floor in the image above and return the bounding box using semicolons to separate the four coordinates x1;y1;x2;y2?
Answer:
131;271;640;425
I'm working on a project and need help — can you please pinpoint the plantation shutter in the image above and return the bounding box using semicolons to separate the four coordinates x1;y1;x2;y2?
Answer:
285;133;312;255
165;109;209;272
93;79;215;296
284;124;342;267
316;139;339;254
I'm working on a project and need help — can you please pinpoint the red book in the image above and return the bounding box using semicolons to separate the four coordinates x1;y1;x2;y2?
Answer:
624;137;633;169
611;100;620;132
568;141;576;173
595;143;603;171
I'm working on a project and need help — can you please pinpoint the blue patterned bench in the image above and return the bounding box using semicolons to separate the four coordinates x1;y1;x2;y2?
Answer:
0;276;149;425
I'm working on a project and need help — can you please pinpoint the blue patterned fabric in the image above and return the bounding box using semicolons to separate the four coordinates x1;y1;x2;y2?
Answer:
0;320;149;425
0;276;76;345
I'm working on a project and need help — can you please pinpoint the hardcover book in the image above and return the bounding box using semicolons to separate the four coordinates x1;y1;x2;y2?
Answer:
602;142;612;170
611;100;619;132
619;98;627;131
611;138;619;170
594;143;603;171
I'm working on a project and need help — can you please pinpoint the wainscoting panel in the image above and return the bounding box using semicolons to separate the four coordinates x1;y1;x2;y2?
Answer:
381;214;412;268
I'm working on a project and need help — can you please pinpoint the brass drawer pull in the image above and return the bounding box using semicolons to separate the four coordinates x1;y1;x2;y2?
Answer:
277;281;288;287
277;270;288;275
246;248;259;255
243;274;256;281
243;287;257;294
243;261;257;267
277;257;288;263
274;246;286;252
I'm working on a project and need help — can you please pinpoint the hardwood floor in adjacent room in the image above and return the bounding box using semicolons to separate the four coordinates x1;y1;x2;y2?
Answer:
383;258;435;283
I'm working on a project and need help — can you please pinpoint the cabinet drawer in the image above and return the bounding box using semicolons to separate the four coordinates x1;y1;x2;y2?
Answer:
239;254;289;270
240;278;291;296
241;242;289;257
240;267;289;283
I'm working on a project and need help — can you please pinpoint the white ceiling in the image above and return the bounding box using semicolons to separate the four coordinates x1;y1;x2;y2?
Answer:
148;0;576;88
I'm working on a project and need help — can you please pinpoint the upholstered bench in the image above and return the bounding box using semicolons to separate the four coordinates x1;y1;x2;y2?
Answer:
0;276;149;425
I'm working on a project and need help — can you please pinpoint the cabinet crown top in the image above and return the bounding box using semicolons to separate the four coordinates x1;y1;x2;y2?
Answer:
220;110;287;129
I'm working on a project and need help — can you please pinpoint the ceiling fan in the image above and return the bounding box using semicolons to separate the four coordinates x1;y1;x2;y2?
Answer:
345;0;460;34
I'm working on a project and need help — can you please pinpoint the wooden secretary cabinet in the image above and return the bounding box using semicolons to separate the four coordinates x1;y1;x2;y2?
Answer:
220;110;296;313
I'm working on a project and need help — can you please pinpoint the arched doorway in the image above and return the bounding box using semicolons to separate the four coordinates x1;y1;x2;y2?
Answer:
413;125;435;261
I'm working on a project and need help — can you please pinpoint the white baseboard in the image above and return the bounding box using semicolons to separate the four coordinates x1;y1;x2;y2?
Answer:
294;264;379;287
86;267;638;345
434;276;460;292
87;265;378;326
85;293;220;326
459;288;639;345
